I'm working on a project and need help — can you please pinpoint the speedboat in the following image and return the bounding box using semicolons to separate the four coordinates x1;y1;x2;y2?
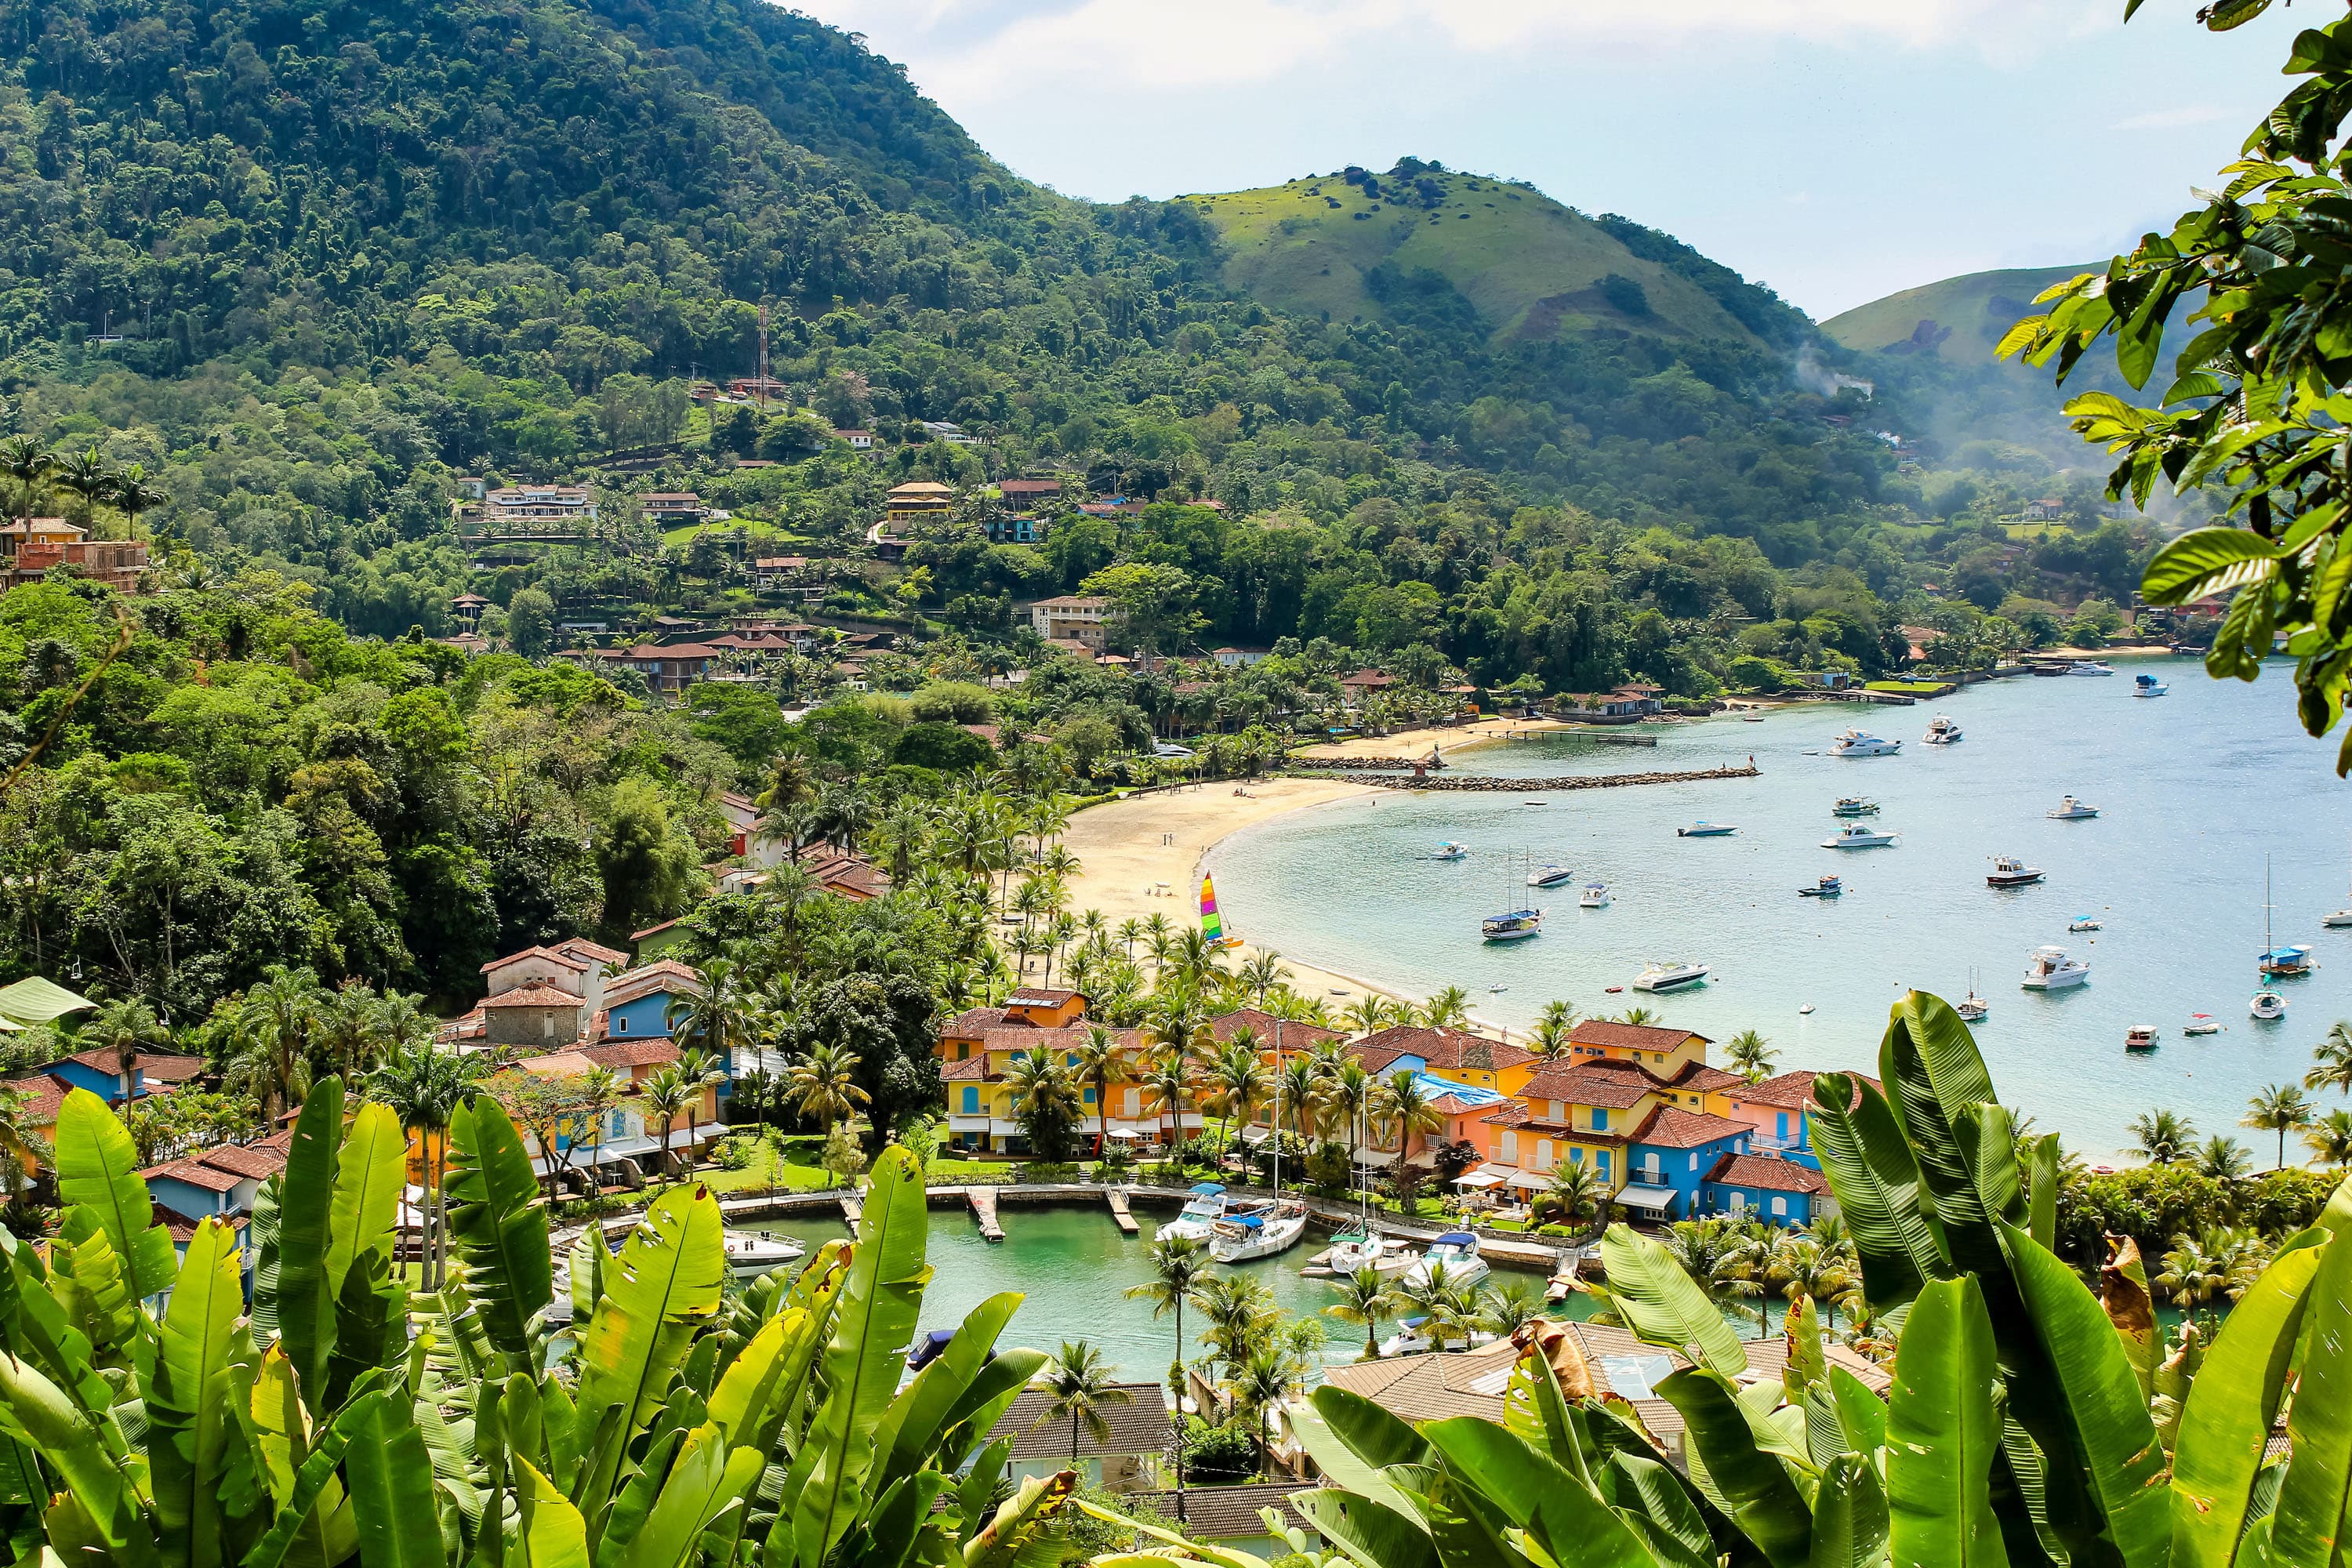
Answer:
2252;989;2288;1022
1579;882;1611;909
1831;797;1880;816
723;1229;806;1279
1482;908;1544;942
1528;863;1575;887
1798;875;1843;898
1431;842;1469;861
2325;908;2352;929
1822;824;1899;848
2069;916;2103;932
1211;1201;1308;1264
1922;715;1963;745
1678;821;1738;837
1987;856;2045;887
2047;796;2100;820
2067;661;2118;676
1401;1232;1490;1291
1160;1183;1234;1241
2125;1024;2158;1051
2020;946;2090;990
2183;1014;2220;1036
2134;673;2169;697
2260;944;2318;978
1831;729;1902;757
1633;959;1710;992
1377;1317;1497;1357
1323;1221;1414;1277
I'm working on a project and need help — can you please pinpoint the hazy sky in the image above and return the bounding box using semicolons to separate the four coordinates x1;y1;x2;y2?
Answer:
796;0;2292;320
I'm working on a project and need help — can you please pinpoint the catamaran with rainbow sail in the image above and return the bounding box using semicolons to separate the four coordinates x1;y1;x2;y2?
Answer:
1200;873;1243;949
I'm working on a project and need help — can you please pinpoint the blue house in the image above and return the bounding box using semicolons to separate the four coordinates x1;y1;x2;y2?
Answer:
1618;1106;1752;1221
1701;1152;1831;1227
598;962;702;1042
985;515;1042;544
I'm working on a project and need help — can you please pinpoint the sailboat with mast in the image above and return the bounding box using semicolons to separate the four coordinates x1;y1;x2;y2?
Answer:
1200;873;1243;951
2253;856;2294;1020
1212;1015;1307;1262
1482;851;1545;942
1318;1099;1414;1276
2328;834;2352;927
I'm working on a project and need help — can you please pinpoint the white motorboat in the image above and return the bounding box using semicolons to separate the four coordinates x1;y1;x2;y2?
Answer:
1482;908;1544;942
1678;821;1738;837
2021;946;2090;990
2183;1014;2220;1036
2047;796;2100;820
1633;959;1710;992
1322;1221;1414;1278
1160;1182;1237;1241
2326;836;2352;926
1400;1231;1490;1291
1831;729;1902;757
1987;856;2044;887
2125;1025;2158;1051
2252;989;2288;1022
1430;841;1469;861
723;1229;806;1279
1528;863;1575;888
1822;824;1899;849
2134;673;2169;697
1211;1201;1308;1264
1798;875;1843;898
2069;916;2103;933
1579;882;1612;909
1378;1317;1497;1357
1922;715;1963;745
2067;661;2118;676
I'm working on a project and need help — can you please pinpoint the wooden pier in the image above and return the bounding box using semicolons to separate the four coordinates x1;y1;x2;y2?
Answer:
839;1192;862;1227
970;1187;1005;1242
1370;762;1759;793
1105;1189;1138;1236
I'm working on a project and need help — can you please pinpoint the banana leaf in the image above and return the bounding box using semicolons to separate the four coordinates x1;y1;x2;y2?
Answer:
444;1098;555;1361
514;1455;590;1568
608;1422;763;1568
1301;1385;1435;1520
1828;1367;1886;1459
1806;1072;1948;1312
249;1176;284;1345
148;1216;242;1568
961;1470;1075;1568
2023;1134;2060;1252
325;1103;406;1301
340;1389;447;1568
1069;1497;1269;1568
52;1086;176;1301
1288;1489;1439;1568
869;1290;1021;1490
862;1472;946;1568
273;1079;346;1405
1884;1276;2006;1568
1421;1415;1657;1568
2097;1236;2159;1400
572;1183;724;1508
784;1149;931;1568
1806;1454;1890;1568
0;1236;110;1421
1997;1221;2167;1568
2255;1209;2352;1568
0;1346;155;1555
46;1211;140;1363
2168;1234;2321;1568
1656;1369;1813;1568
238;1408;356;1568
1954;1103;2025;1232
1599;1225;1746;1376
1878;994;2005;1280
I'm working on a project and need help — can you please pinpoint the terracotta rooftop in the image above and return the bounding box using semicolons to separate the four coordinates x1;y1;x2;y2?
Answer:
482;945;589;975
136;1053;209;1083
1668;1062;1748;1094
481;985;590;1010
1708;1153;1830;1194
139;1157;241;1192
1005;987;1080;1007
1736;1069;1881;1112
555;937;630;966
1567;1019;1711;1054
987;1383;1169;1460
1628;1105;1751;1150
942;1055;991;1082
1515;1065;1661;1110
196;1143;287;1180
578;1039;681;1071
1205;1008;1340;1048
1120;1483;1316;1541
1352;1025;1534;1074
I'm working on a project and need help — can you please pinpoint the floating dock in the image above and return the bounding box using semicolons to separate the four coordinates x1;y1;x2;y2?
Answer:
838;1192;862;1227
1105;1189;1138;1235
970;1188;1005;1242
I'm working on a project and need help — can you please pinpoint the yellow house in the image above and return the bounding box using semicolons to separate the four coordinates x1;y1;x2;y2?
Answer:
1350;1024;1540;1097
1560;1019;1711;1077
1480;1062;1671;1194
885;481;956;521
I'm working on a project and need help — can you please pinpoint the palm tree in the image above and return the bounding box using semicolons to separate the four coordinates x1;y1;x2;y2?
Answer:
2125;1108;2197;1166
1476;1281;1547;1338
641;1066;694;1181
1725;1029;1777;1082
1116;917;1143;960
2308;1020;2352;1097
1534;1157;1610;1231
1275;1056;1321;1151
2307;1109;2352;1171
1003;1050;1083;1162
1340;995;1387;1038
369;1047;483;1289
1226;1346;1295;1475
83;996;163;1102
2243;1083;2316;1167
1126;1236;1208;1504
0;435;51;524
1033;1341;1132;1465
1137;1051;1189;1151
1617;1005;1661;1026
2197;1134;2254;1182
1237;950;1290;1010
1422;986;1472;1029
1206;1040;1269;1160
1073;1025;1127;1157
53;447;112;529
1373;1069;1443;1174
788;1042;869;1140
2156;1225;2272;1308
1322;1265;1395;1359
676;1047;729;1176
667;956;750;1079
109;465;164;539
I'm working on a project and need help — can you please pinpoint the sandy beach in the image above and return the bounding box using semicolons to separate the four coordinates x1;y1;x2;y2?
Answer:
1061;776;1406;1006
1293;714;1573;760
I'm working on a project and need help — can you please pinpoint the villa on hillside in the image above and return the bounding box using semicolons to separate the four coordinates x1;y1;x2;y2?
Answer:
1026;594;1119;648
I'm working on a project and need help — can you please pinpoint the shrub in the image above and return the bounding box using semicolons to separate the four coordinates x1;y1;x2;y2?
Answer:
710;1134;754;1171
1174;1416;1259;1484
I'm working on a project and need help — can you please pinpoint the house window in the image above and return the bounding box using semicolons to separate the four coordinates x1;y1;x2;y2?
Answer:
1639;1154;1661;1181
1536;1139;1553;1171
1772;1196;1788;1218
1727;1191;1745;1211
962;1087;980;1114
1592;1108;1608;1131
1501;1131;1519;1162
1549;1100;1563;1120
1597;1150;1611;1178
615;1017;629;1035
1570;1146;1584;1164
1083;1087;1095;1105
1689;1152;1699;1171
542;1012;555;1037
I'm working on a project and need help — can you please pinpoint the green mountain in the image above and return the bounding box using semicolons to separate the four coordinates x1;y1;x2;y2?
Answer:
1822;264;2092;364
1186;164;1813;348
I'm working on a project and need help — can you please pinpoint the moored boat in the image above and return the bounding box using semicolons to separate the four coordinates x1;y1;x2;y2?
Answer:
1430;841;1469;861
2183;1014;2220;1036
1798;875;1843;898
1831;729;1901;757
2252;989;2288;1022
723;1229;806;1279
1579;882;1612;909
1677;821;1738;837
1831;796;1880;816
1922;714;1963;745
2047;795;2100;819
2067;660;2118;676
2125;1024;2158;1051
1528;863;1575;887
2021;945;2090;989
1211;1201;1308;1264
1482;907;1544;942
2134;673;2169;697
1821;824;1899;848
1160;1182;1237;1241
1633;959;1710;992
1401;1232;1490;1291
1956;992;1988;1022
1322;1221;1414;1278
1987;856;2045;887
2260;944;2317;978
2069;915;2103;933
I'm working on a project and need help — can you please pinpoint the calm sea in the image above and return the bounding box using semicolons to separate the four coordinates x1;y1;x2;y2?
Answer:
1209;660;2352;1163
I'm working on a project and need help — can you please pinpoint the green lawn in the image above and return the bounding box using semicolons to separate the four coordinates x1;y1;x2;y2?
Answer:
1866;679;1947;694
659;519;812;547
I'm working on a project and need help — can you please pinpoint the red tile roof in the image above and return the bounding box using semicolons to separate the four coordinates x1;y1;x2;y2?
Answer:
140;1157;242;1192
1005;988;1081;1007
1707;1153;1828;1195
1629;1105;1751;1149
943;1006;1010;1038
578;1039;681;1071
556;937;630;967
198;1143;287;1179
136;1053;209;1084
1352;1025;1534;1074
1206;1009;1341;1048
0;1073;71;1122
1737;1069;1880;1112
942;1056;991;1082
1668;1062;1748;1094
481;985;589;1010
482;945;590;975
601;960;704;1007
1567;1019;1710;1054
1516;1066;1661;1110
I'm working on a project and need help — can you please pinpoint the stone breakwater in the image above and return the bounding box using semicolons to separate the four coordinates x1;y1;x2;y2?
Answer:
1288;755;1444;771
1366;763;1760;791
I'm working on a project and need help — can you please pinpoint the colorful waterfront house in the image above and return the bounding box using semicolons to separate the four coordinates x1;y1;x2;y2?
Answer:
28;1047;205;1106
1475;1062;1669;1198
1619;1105;1754;1221
1559;1019;1711;1078
1350;1024;1540;1097
1703;1152;1832;1225
596;960;706;1044
1722;1069;1880;1169
937;989;1152;1151
140;1141;289;1234
985;1381;1171;1493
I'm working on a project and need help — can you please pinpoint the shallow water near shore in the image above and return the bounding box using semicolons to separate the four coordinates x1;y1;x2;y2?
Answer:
1210;659;2352;1160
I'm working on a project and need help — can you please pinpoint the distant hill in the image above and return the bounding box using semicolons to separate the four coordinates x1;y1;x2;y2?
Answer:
1822;265;2095;365
1185;162;1813;350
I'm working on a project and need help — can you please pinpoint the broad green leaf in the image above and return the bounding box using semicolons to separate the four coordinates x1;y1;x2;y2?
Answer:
2258;1207;2352;1568
1878;993;2005;1280
1421;1417;1656;1568
962;1470;1076;1568
273;1078;346;1403
1807;1073;1947;1312
786;1149;933;1568
149;1217;243;1568
1885;1277;2006;1568
2140;526;2281;605
574;1182;725;1504
339;1391;447;1568
1606;1450;1716;1568
0;1347;155;1555
53;1086;176;1300
2024;1134;2059;1253
1656;1368;1812;1568
325;1103;406;1304
1072;1496;1270;1568
1998;1221;2168;1568
1599;1225;1746;1376
1829;1365;1886;1458
47;1210;139;1362
2169;1234;2322;1568
514;1455;590;1568
1808;1454;1890;1568
445;1097;555;1361
610;1422;762;1568
872;1290;1022;1490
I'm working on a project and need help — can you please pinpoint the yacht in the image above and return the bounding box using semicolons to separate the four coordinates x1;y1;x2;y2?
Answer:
1831;797;1880;816
2069;915;2103;933
2259;944;2318;979
1579;882;1612;909
723;1229;806;1279
1922;715;1964;745
1160;1182;1239;1241
1987;856;2045;887
1798;874;1843;898
2134;673;2169;697
2183;1014;2220;1036
1633;959;1711;992
1430;841;1470;861
1378;1317;1497;1358
2252;989;2288;1022
1677;821;1738;837
2125;1025;2159;1051
1401;1232;1491;1291
1528;863;1575;888
1481;908;1544;942
1322;1221;1414;1278
2067;660;2118;676
2021;946;2091;990
2047;796;2100;820
1831;729;1902;757
1211;1201;1309;1264
2325;837;2352;926
1822;824;1900;848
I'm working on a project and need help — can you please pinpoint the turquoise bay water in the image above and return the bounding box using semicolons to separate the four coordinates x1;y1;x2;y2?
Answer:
1210;661;2352;1161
